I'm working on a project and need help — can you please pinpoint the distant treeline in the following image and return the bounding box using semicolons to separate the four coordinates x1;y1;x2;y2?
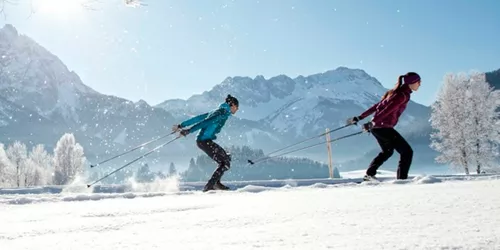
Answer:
180;145;339;182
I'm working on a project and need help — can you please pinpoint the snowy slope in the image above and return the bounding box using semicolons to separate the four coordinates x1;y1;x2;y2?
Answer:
0;176;499;249
0;96;34;127
0;24;179;162
0;95;56;144
0;24;97;122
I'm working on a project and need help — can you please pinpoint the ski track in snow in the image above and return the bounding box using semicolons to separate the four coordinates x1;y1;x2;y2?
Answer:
1;176;500;249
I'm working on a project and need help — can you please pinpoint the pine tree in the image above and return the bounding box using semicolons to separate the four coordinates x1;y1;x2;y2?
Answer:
136;163;153;182
168;162;177;176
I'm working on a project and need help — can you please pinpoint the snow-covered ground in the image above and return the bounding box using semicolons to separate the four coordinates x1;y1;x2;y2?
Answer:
1;174;499;250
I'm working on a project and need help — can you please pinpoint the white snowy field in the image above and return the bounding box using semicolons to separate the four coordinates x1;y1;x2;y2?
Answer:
1;175;500;250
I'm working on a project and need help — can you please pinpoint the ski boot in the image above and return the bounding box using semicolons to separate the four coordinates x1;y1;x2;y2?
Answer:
214;180;230;190
203;185;214;192
363;175;378;182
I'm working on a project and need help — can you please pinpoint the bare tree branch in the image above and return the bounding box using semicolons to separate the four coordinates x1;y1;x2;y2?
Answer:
25;0;35;20
1;0;20;20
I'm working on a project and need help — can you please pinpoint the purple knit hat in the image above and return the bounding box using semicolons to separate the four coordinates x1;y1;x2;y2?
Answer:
404;73;421;85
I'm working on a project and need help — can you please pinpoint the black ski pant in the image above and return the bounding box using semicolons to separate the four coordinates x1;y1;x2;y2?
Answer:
367;128;413;179
196;140;231;187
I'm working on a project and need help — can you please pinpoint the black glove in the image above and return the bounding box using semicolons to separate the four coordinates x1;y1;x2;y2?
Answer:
180;129;190;137
347;116;361;125
362;122;373;132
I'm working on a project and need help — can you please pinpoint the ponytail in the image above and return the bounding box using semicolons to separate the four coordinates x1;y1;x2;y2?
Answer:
396;75;404;89
381;75;404;100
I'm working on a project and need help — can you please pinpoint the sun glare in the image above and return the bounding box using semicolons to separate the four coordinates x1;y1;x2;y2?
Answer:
34;0;87;20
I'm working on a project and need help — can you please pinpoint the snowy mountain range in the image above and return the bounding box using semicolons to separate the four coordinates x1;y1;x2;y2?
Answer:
0;24;176;164
0;24;436;172
155;66;433;163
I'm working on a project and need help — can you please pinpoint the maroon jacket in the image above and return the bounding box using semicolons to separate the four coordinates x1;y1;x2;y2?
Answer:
359;84;412;128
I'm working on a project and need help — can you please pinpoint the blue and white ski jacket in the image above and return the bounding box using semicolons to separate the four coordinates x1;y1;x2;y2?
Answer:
179;102;232;141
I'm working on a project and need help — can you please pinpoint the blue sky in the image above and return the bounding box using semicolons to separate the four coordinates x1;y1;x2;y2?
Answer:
1;0;499;106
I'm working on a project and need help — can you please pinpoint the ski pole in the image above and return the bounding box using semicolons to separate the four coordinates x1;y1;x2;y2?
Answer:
87;135;181;188
90;131;176;168
247;123;353;165
248;130;365;165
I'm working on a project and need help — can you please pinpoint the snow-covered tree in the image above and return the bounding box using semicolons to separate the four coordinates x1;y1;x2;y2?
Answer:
6;141;28;187
23;158;43;187
465;72;500;173
431;72;500;174
431;73;469;173
0;143;15;187
53;133;86;185
27;144;53;186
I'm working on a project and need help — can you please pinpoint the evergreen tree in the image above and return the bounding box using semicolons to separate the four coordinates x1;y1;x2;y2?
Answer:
168;162;177;176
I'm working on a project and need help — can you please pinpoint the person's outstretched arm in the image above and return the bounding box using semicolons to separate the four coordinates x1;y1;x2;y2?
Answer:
359;102;379;120
179;113;209;128
187;108;228;133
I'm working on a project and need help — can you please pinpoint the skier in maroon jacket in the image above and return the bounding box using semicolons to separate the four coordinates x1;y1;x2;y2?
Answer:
347;72;421;181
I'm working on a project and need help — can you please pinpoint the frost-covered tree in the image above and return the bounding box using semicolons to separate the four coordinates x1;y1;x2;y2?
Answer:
0;143;15;187
431;73;469;173
6;141;28;187
431;72;500;174
53;133;86;185
465;72;500;173
27;144;53;186
23;158;43;187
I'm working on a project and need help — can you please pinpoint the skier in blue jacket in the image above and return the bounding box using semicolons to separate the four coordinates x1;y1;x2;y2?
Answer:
172;94;239;192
